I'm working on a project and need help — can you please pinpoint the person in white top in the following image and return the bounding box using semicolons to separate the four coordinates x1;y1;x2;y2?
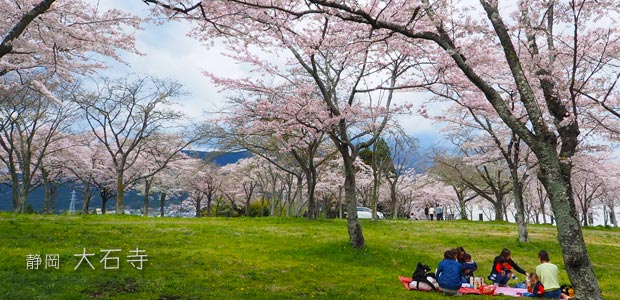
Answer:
536;250;570;299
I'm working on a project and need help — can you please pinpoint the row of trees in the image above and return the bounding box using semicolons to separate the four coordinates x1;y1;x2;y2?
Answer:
0;77;201;214
3;76;616;226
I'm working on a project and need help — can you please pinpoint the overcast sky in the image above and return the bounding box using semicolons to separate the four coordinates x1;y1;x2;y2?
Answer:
90;0;443;147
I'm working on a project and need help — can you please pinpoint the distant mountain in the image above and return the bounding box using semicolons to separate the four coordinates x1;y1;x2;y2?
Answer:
211;151;253;166
182;150;252;166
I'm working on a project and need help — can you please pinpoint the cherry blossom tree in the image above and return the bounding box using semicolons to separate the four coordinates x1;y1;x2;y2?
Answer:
382;131;420;218
1;1;141;93
72;76;197;214
142;157;198;217
570;150;619;226
60;130;116;214
39;130;77;213
427;157;479;221
522;172;550;224
409;173;457;214
146;1;424;247
176;158;222;217
433;146;512;221
359;137;393;219
220;106;329;219
386;171;418;218
599;176;620;228
432;100;535;241
218;157;264;216
313;157;346;218
0;80;75;212
129;133;200;216
594;157;620;228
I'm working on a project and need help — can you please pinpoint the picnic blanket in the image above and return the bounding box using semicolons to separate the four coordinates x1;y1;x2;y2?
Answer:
494;286;528;297
398;276;528;297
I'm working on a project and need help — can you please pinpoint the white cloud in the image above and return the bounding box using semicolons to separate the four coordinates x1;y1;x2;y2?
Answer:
88;0;241;119
87;0;443;142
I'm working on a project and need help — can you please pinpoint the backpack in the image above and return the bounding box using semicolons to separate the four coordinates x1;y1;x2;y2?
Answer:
411;262;438;292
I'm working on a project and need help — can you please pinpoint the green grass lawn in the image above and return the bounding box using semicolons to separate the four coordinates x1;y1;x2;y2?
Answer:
0;213;618;300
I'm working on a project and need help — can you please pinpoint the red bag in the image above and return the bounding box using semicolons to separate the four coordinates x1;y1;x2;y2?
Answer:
480;285;496;295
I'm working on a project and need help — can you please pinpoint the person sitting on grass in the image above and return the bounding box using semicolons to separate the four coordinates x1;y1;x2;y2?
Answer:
488;248;528;287
437;249;462;296
460;253;478;283
536;250;571;299
525;273;545;298
456;246;467;263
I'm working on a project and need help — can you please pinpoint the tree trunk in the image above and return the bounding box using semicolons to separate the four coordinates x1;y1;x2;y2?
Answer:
610;205;617;227
371;169;379;220
245;194;251;217
101;196;108;214
270;186;277;216
537;151;601;300
341;146;364;248
143;180;151;217
304;167;317;219
460;201;468;220
510;170;528;242
160;192;166;217
536;185;547;224
82;193;91;214
493;200;503;221
290;175;302;217
115;172;125;214
49;183;57;214
454;188;469;220
42;170;50;214
206;195;212;217
11;170;27;213
14;192;26;213
278;189;286;217
390;181;398;219
82;180;92;214
582;207;589;227
195;198;202;218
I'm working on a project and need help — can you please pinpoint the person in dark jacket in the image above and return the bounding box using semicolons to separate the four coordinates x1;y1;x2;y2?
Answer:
460;253;478;283
437;249;462;296
526;273;545;297
488;248;528;286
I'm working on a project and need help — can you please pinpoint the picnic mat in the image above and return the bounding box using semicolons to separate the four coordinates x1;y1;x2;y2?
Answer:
398;276;528;297
494;286;528;297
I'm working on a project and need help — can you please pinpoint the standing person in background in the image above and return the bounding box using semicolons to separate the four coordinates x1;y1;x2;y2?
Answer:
424;205;430;220
536;250;570;299
436;205;444;221
429;206;435;221
488;248;528;287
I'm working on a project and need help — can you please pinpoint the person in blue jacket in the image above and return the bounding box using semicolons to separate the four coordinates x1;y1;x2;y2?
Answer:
437;249;462;296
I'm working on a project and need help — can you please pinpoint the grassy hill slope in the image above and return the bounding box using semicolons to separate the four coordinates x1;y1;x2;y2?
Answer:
0;214;618;300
